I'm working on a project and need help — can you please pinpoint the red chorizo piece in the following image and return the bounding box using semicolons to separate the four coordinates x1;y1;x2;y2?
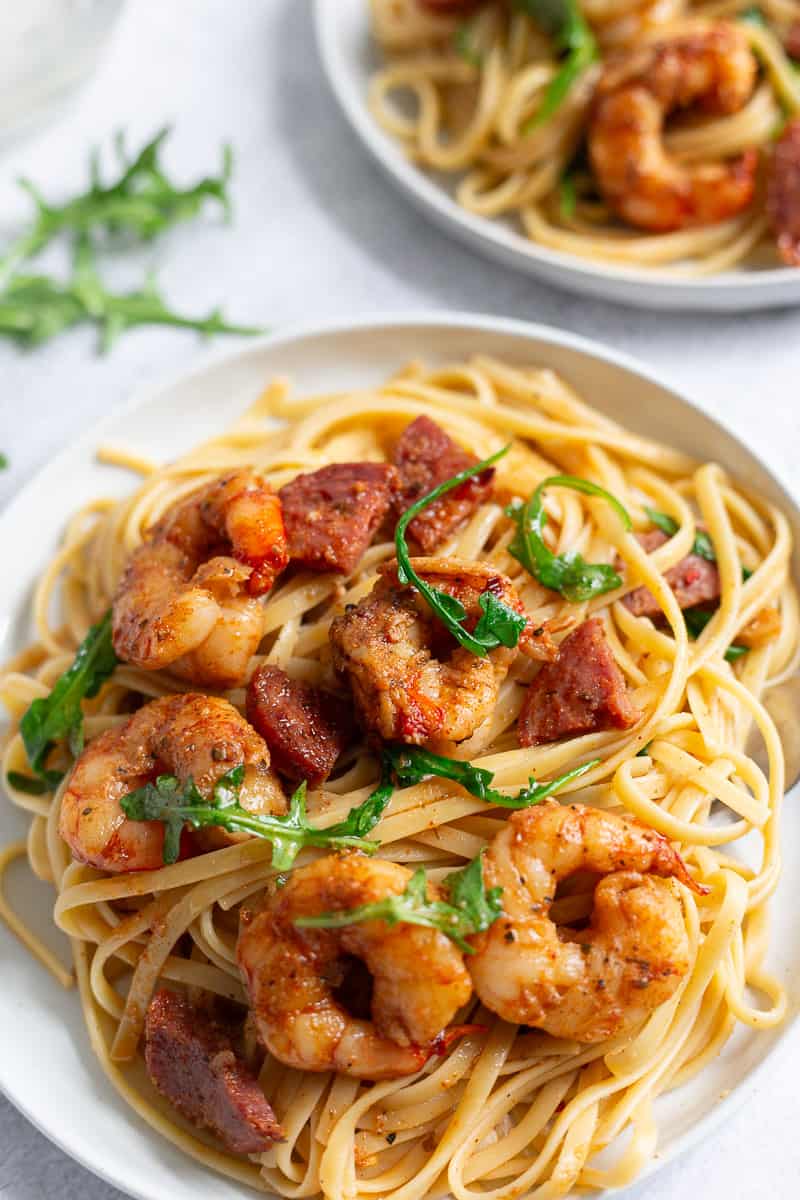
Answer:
392;416;495;552
279;463;400;574
246;664;355;787
767;116;800;267
518;618;640;747
144;989;283;1153
623;530;721;618
786;21;800;60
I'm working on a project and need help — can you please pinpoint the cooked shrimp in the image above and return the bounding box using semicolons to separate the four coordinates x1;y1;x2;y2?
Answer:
468;802;704;1043
330;556;564;747
112;471;288;688
237;854;473;1078
589;24;758;232
59;694;285;873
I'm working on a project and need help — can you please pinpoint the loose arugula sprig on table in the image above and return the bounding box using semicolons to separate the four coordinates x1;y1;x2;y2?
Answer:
395;446;528;657
506;475;632;602
120;772;394;869
295;851;503;954
0;127;262;352
6;612;118;795
516;0;598;128
0;127;232;279
382;744;599;809
0;237;261;352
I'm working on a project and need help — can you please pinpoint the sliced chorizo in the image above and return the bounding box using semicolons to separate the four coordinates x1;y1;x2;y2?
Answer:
785;21;800;61
246;664;355;787
767;116;800;267
623;529;721;618
144;989;283;1154
392;416;494;553
278;462;400;574
518;618;640;747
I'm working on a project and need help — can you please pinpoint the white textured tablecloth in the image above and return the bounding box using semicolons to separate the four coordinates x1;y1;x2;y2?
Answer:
0;1;798;1196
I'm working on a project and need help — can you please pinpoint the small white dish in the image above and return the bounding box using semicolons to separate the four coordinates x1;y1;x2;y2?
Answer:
0;313;798;1200
313;0;800;312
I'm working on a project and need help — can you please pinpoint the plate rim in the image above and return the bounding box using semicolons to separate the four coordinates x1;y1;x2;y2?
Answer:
1;310;799;1200
312;0;800;310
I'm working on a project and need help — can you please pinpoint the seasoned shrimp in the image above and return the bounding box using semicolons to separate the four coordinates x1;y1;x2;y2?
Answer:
59;694;285;873
112;471;288;688
237;854;473;1078
330;557;564;747
589;24;758;232
468;802;704;1043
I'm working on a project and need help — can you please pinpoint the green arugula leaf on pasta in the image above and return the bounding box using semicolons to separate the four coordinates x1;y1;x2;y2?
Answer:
506;475;631;602
294;851;503;954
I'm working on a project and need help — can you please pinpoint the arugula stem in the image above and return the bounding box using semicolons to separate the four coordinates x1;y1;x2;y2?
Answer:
395;445;527;657
507;475;631;602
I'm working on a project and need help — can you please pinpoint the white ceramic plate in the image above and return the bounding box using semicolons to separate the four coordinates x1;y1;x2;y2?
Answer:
314;1;800;312
1;314;799;1200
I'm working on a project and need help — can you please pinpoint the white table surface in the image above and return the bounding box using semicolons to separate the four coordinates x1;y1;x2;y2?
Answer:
0;1;798;1197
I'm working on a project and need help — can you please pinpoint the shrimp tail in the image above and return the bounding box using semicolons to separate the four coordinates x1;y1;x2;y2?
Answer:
427;1023;488;1059
650;838;709;896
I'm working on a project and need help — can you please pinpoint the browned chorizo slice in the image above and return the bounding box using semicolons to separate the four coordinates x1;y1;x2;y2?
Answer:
767;116;800;267
392;416;494;553
518;618;640;747
144;989;283;1154
786;21;800;60
623;529;721;618
279;462;400;574
246;664;355;787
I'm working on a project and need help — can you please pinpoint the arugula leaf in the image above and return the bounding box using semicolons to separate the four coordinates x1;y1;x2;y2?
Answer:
0;453;8;469
682;607;748;663
5;772;54;795
738;5;767;26
0;127;233;278
319;760;395;838
0;238;262;352
294;851;503;954
506;475;631;602
13;611;118;791
444;853;502;939
516;0;598;128
644;508;716;563
559;172;578;219
0;272;86;346
471;591;527;649
120;770;391;869
395;446;527;657
383;744;599;809
453;21;482;66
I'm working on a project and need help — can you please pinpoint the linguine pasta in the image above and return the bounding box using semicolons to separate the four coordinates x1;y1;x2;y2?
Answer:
368;0;800;275
0;356;796;1198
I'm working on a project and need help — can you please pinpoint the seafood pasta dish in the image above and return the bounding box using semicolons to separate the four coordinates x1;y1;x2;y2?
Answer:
0;355;795;1199
368;0;800;275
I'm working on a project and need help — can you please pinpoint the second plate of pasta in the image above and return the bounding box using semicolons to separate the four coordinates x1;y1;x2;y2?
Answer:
315;0;800;310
